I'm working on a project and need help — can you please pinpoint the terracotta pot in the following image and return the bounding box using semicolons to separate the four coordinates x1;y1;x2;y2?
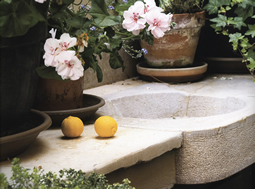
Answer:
141;11;205;68
33;77;84;111
0;109;52;161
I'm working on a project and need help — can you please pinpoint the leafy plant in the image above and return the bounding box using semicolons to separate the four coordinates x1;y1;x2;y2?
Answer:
38;0;125;82
157;0;205;14
0;0;125;82
0;158;135;189
204;0;255;78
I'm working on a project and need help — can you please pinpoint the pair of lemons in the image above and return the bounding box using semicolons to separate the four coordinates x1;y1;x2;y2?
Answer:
61;115;118;138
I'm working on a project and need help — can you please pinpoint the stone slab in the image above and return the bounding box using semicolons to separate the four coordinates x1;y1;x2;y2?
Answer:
0;125;182;180
86;74;255;184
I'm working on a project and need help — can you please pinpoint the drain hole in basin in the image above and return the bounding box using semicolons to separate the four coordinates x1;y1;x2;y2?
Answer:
106;93;246;119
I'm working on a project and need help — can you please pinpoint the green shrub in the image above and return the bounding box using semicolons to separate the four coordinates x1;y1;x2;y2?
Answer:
0;158;135;189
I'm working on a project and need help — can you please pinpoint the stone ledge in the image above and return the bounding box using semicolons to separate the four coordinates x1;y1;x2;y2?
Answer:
0;125;182;181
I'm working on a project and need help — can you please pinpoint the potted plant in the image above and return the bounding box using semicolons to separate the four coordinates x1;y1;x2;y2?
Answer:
33;0;126;112
0;0;53;161
0;0;125;159
203;0;255;78
110;0;207;82
0;0;50;137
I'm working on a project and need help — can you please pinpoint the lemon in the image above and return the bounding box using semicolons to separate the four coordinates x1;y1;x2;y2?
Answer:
61;116;84;138
94;116;118;137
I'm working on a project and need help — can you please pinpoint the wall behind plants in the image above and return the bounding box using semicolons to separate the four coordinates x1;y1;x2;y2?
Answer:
75;0;140;89
83;48;140;89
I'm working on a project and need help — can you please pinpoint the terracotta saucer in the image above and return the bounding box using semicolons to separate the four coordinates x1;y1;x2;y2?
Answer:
136;62;208;83
0;109;52;161
43;94;105;126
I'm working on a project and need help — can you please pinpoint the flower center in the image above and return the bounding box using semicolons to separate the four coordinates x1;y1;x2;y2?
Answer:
65;60;74;68
153;19;160;27
59;42;70;50
144;5;149;13
50;46;55;55
132;12;139;22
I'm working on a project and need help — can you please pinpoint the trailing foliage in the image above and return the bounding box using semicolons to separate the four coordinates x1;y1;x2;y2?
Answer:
157;0;205;14
0;158;135;189
204;0;255;78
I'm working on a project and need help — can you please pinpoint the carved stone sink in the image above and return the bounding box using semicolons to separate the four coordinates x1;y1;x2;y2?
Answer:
98;82;255;185
103;93;246;119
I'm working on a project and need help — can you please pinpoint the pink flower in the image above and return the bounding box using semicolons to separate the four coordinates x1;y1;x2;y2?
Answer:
43;33;77;67
146;11;173;38
55;51;84;80
144;0;163;13
58;33;77;51
122;1;146;35
43;38;60;67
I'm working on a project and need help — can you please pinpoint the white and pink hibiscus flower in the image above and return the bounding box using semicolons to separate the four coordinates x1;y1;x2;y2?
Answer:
43;31;84;80
122;0;172;39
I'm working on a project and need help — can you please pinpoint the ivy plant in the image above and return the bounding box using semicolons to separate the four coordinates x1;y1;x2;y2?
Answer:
204;0;255;78
0;158;135;189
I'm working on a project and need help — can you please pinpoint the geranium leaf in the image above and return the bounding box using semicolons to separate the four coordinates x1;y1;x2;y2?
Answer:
36;66;64;81
89;0;121;27
109;50;125;70
0;0;46;37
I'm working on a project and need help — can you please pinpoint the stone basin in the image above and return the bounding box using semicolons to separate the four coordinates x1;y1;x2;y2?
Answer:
0;75;254;188
102;93;246;119
98;80;255;184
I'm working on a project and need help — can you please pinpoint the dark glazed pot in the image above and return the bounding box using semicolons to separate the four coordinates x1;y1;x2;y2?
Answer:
0;22;47;137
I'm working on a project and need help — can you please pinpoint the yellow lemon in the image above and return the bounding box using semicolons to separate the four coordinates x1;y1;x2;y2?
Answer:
94;116;118;137
61;116;84;138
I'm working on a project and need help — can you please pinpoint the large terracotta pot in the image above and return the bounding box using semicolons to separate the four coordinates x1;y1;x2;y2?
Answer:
141;11;205;68
33;77;84;111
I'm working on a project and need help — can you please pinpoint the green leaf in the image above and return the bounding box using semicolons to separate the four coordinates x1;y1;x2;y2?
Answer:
36;66;65;81
234;3;254;21
247;46;255;60
0;0;45;37
115;2;134;16
109;50;125;70
231;17;246;30
204;0;231;14
229;33;243;50
247;57;255;71
89;0;121;27
203;0;219;15
210;14;228;27
245;24;255;38
240;37;249;52
109;35;123;50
